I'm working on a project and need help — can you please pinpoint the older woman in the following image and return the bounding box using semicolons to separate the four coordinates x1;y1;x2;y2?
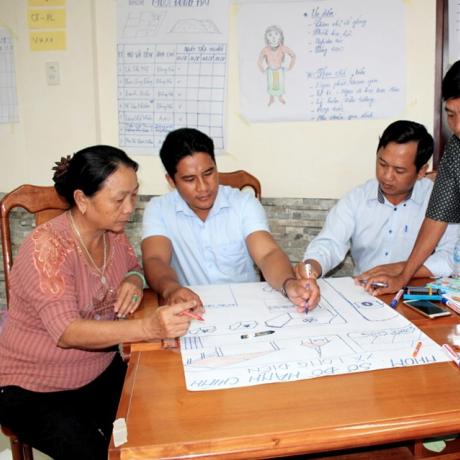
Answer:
0;145;196;460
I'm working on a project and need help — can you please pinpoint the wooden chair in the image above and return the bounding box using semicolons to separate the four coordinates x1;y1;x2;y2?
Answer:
218;170;261;200
0;184;68;460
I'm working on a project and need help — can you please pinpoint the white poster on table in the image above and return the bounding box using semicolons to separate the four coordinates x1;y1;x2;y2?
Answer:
180;278;449;391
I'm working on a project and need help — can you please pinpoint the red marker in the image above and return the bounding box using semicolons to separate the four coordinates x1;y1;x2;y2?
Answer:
412;341;422;358
181;310;204;322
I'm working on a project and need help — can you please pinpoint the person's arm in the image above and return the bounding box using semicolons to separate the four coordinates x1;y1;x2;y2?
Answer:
257;48;267;72
303;190;356;277
58;300;196;349
141;235;202;306
420;220;458;277
399;218;449;283
246;231;320;310
355;260;432;283
296;258;322;278
284;45;296;70
365;218;448;295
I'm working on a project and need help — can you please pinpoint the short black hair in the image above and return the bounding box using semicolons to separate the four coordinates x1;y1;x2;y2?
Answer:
159;128;215;178
53;145;138;206
442;60;460;101
377;120;433;172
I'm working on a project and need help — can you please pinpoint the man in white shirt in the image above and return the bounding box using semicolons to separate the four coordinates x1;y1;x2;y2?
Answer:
142;128;320;312
298;120;457;282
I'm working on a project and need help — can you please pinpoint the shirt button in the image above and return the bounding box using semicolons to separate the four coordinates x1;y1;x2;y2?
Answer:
393;207;397;211
389;230;392;234
385;252;389;256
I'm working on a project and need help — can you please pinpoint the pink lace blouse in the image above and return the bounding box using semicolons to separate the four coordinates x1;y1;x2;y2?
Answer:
0;212;141;392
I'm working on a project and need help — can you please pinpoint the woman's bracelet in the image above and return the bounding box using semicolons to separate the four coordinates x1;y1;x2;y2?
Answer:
125;271;147;289
280;276;297;298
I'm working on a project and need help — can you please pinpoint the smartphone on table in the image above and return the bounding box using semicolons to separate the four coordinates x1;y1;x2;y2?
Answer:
403;299;451;319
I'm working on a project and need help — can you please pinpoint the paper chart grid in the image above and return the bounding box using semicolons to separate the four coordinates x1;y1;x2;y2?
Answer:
117;42;226;154
0;30;19;124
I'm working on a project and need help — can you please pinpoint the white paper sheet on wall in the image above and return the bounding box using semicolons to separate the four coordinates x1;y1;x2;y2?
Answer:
117;0;230;155
180;278;448;391
237;0;405;122
449;0;460;64
0;28;19;124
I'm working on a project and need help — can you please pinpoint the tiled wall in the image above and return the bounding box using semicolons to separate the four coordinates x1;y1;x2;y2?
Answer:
0;194;353;309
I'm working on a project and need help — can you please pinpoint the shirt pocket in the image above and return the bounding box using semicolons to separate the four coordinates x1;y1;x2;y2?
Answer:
215;240;250;277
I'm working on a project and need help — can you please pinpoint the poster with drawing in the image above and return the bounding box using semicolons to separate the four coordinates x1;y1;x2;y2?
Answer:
117;0;230;154
180;278;449;391
237;0;405;122
449;0;460;64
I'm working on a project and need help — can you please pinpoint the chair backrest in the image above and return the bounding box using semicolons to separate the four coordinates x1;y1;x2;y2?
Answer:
218;170;261;200
0;184;69;306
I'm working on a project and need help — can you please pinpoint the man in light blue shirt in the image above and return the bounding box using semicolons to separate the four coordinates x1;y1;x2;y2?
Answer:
299;120;457;281
142;128;320;312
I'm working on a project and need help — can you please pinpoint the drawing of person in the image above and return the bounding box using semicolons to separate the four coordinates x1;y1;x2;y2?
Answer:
257;25;296;106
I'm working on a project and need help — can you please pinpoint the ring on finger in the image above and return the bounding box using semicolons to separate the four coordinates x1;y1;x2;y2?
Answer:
131;294;140;303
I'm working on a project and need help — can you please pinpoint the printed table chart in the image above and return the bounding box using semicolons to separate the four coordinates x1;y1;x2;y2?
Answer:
118;42;226;153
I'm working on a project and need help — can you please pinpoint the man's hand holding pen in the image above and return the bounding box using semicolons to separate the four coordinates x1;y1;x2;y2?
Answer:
289;262;321;312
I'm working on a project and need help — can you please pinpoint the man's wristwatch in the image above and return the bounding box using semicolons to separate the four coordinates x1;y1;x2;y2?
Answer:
281;277;296;298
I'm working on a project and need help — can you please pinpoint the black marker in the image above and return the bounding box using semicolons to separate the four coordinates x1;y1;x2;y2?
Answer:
240;330;275;339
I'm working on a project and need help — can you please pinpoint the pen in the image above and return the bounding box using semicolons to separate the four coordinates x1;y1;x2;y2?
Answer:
441;298;455;308
304;263;313;315
359;280;389;288
370;281;389;288
390;288;404;308
241;330;275;339
412;341;422;358
441;297;460;314
181;310;205;322
442;343;460;367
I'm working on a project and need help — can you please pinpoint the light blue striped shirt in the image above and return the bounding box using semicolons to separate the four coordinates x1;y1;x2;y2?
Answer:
142;185;270;286
304;178;459;277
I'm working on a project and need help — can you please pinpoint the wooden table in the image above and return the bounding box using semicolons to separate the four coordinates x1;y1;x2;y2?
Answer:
110;287;460;460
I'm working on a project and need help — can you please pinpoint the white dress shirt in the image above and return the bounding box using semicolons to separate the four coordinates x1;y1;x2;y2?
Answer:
142;185;269;286
304;178;459;277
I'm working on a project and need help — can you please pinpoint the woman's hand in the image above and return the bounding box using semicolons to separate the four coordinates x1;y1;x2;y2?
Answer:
114;275;144;318
142;301;197;339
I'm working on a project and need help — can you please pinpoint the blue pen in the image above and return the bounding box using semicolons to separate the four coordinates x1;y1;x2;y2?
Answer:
442;297;460;314
390;288;404;308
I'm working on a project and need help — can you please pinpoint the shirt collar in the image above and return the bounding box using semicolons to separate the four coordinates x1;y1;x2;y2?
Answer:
174;186;230;218
376;184;415;205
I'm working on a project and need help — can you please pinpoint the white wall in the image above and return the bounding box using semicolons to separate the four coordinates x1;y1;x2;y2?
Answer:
0;0;436;199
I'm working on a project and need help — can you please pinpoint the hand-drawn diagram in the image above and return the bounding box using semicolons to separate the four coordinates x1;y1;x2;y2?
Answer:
238;1;405;122
323;278;399;322
180;278;449;391
121;12;166;39
117;1;229;154
257;25;296;106
348;324;418;350
170;19;220;34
